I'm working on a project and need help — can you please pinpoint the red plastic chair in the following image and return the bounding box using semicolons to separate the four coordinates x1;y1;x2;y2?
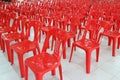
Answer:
69;19;102;73
1;15;27;62
10;20;41;77
51;27;76;59
25;34;63;80
41;17;75;59
0;12;16;52
50;15;77;59
100;18;120;56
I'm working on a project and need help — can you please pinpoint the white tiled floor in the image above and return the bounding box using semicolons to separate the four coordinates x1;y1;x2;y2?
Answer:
0;37;120;80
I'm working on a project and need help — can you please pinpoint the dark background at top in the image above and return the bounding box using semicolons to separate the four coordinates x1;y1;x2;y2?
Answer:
2;0;11;2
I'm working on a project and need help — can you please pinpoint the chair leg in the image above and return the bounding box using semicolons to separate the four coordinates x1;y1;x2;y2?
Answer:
39;31;41;43
51;69;56;76
117;38;120;49
86;51;91;73
51;36;56;50
67;39;71;47
0;38;5;52
62;41;66;59
18;54;25;77
112;38;117;56
35;74;43;80
33;49;37;56
78;29;82;40
11;49;14;65
69;44;74;62
108;37;112;46
73;37;76;42
96;47;99;62
59;64;63;80
67;37;75;48
6;41;11;62
37;46;41;54
25;65;28;80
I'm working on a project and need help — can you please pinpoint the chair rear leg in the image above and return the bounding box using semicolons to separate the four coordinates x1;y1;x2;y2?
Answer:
69;44;75;62
108;37;112;46
25;65;28;80
67;39;70;47
51;69;56;76
96;47;100;62
59;64;63;80
33;49;37;55
62;41;66;59
117;38;120;49
11;49;14;65
112;38;117;56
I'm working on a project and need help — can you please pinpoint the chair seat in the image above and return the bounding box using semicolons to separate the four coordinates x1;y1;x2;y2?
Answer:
41;27;54;32
25;53;60;74
0;22;5;27
101;31;120;38
74;39;99;51
0;27;13;33
41;26;58;33
2;33;23;41
66;32;76;39
57;29;75;40
11;40;37;54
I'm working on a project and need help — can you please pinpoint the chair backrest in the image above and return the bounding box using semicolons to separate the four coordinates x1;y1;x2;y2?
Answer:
111;14;120;31
53;39;61;58
9;12;16;27
42;32;62;58
99;20;113;32
21;17;30;37
41;32;51;52
82;19;102;43
89;10;100;19
69;14;80;33
3;12;11;28
8;17;20;33
0;11;4;24
26;20;41;43
17;15;27;33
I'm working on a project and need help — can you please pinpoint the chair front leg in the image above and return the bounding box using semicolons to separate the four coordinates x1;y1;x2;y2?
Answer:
25;65;28;80
86;50;91;73
112;38;117;56
6;41;11;62
35;74;43;80
18;54;25;77
0;36;5;52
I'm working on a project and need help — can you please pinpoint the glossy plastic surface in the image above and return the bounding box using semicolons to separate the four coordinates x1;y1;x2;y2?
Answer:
25;34;63;80
69;19;102;73
0;12;16;52
100;18;120;56
10;20;41;77
1;15;27;62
